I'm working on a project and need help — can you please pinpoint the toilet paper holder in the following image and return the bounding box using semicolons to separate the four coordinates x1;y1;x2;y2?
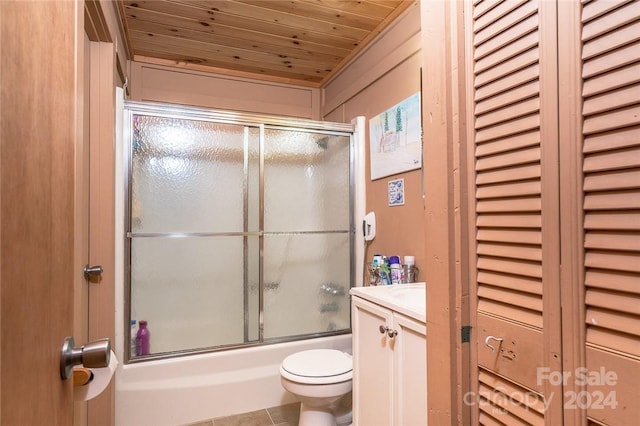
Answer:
60;336;111;380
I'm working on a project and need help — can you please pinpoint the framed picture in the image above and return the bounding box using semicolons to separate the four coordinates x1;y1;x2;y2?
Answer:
369;92;422;180
388;178;405;206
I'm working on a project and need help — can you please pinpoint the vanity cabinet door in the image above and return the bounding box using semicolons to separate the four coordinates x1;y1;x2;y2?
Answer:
352;297;394;426
393;313;427;426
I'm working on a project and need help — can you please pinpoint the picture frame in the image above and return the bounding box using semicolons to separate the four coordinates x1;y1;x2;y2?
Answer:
369;92;422;180
388;178;405;206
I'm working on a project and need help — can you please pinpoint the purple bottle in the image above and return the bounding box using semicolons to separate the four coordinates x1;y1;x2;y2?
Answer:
136;320;150;356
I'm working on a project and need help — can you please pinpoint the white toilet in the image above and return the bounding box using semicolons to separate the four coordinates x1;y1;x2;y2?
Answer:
280;349;353;426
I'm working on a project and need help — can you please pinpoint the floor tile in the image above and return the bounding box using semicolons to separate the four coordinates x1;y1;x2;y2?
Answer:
182;420;214;426
213;409;273;426
267;402;300;425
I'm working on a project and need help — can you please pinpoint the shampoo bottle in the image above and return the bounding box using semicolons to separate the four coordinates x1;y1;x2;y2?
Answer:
389;256;401;284
130;319;137;357
136;320;150;356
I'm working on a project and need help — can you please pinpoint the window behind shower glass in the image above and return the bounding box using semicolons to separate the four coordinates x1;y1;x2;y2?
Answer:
126;110;352;360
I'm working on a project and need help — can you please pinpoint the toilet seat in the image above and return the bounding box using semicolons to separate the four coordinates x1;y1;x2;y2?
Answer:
281;349;352;385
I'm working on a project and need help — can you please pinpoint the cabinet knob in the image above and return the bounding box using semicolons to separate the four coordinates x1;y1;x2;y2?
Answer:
378;325;397;338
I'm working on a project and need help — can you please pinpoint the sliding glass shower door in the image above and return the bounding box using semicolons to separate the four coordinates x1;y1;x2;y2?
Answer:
125;103;353;360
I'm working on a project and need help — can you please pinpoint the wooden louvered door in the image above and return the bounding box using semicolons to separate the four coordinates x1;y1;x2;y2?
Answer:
467;0;640;424
571;0;640;424
466;0;563;423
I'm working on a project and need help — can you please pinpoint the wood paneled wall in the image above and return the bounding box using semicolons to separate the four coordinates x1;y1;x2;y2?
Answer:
322;3;425;279
129;62;321;119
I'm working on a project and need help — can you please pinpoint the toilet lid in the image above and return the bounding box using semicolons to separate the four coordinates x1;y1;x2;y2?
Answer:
282;349;352;378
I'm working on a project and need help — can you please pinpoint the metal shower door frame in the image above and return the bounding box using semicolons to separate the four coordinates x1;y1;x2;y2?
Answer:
123;100;355;362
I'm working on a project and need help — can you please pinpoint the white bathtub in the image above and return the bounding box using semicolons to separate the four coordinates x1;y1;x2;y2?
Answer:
114;334;352;426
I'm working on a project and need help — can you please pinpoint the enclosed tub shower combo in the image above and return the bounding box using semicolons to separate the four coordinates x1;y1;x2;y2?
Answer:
116;101;359;425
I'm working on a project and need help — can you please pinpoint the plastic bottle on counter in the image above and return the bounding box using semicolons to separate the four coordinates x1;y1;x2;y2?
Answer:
130;319;137;357
403;256;418;283
380;256;392;285
389;256;402;284
136;320;150;356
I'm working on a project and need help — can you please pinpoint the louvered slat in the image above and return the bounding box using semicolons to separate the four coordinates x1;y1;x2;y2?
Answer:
582;20;640;60
583;126;640;153
583;147;640;172
475;80;540;115
478;270;542;295
478;285;543;312
477;146;541;171
476;131;540;157
583;105;640;134
474;0;536;45
475;31;538;74
584;211;640;230
477;242;542;262
583;63;640;97
586;269;640;293
475;65;540;101
475;114;540;143
476;180;541;199
585;250;640;273
582;0;640;41
583;169;640;191
583;85;640;116
582;0;634;23
478;257;542;279
478;369;546;421
581;7;640;424
475;97;540;128
478;228;542;245
476;164;541;185
585;231;640;251
477;213;541;228
582;43;640;78
474;13;538;59
471;1;549;422
586;290;640;316
584;190;640;210
476;197;541;213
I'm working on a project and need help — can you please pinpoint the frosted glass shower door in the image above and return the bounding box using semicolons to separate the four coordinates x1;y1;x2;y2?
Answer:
129;115;259;355
262;129;352;339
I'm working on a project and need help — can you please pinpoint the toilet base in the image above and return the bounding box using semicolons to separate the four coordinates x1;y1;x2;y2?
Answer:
299;403;336;426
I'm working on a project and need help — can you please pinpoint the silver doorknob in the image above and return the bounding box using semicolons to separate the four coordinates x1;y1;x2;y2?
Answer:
60;336;110;380
83;264;103;280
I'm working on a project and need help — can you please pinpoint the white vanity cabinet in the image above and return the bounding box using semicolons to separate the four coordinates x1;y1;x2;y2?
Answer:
350;284;427;426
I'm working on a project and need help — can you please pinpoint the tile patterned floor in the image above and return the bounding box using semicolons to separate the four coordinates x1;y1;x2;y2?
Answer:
183;402;300;426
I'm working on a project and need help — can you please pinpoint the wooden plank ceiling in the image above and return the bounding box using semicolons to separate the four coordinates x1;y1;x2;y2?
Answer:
116;0;413;87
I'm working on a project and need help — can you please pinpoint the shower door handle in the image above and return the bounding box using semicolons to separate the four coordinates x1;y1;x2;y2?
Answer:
84;264;103;281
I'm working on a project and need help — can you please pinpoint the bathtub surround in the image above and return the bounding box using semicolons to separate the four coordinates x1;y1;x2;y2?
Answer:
115;332;351;425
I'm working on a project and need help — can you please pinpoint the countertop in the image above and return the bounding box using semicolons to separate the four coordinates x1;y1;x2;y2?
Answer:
350;282;426;323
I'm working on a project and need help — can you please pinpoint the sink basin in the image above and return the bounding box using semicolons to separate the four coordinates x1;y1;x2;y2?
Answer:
350;283;426;321
388;285;424;305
